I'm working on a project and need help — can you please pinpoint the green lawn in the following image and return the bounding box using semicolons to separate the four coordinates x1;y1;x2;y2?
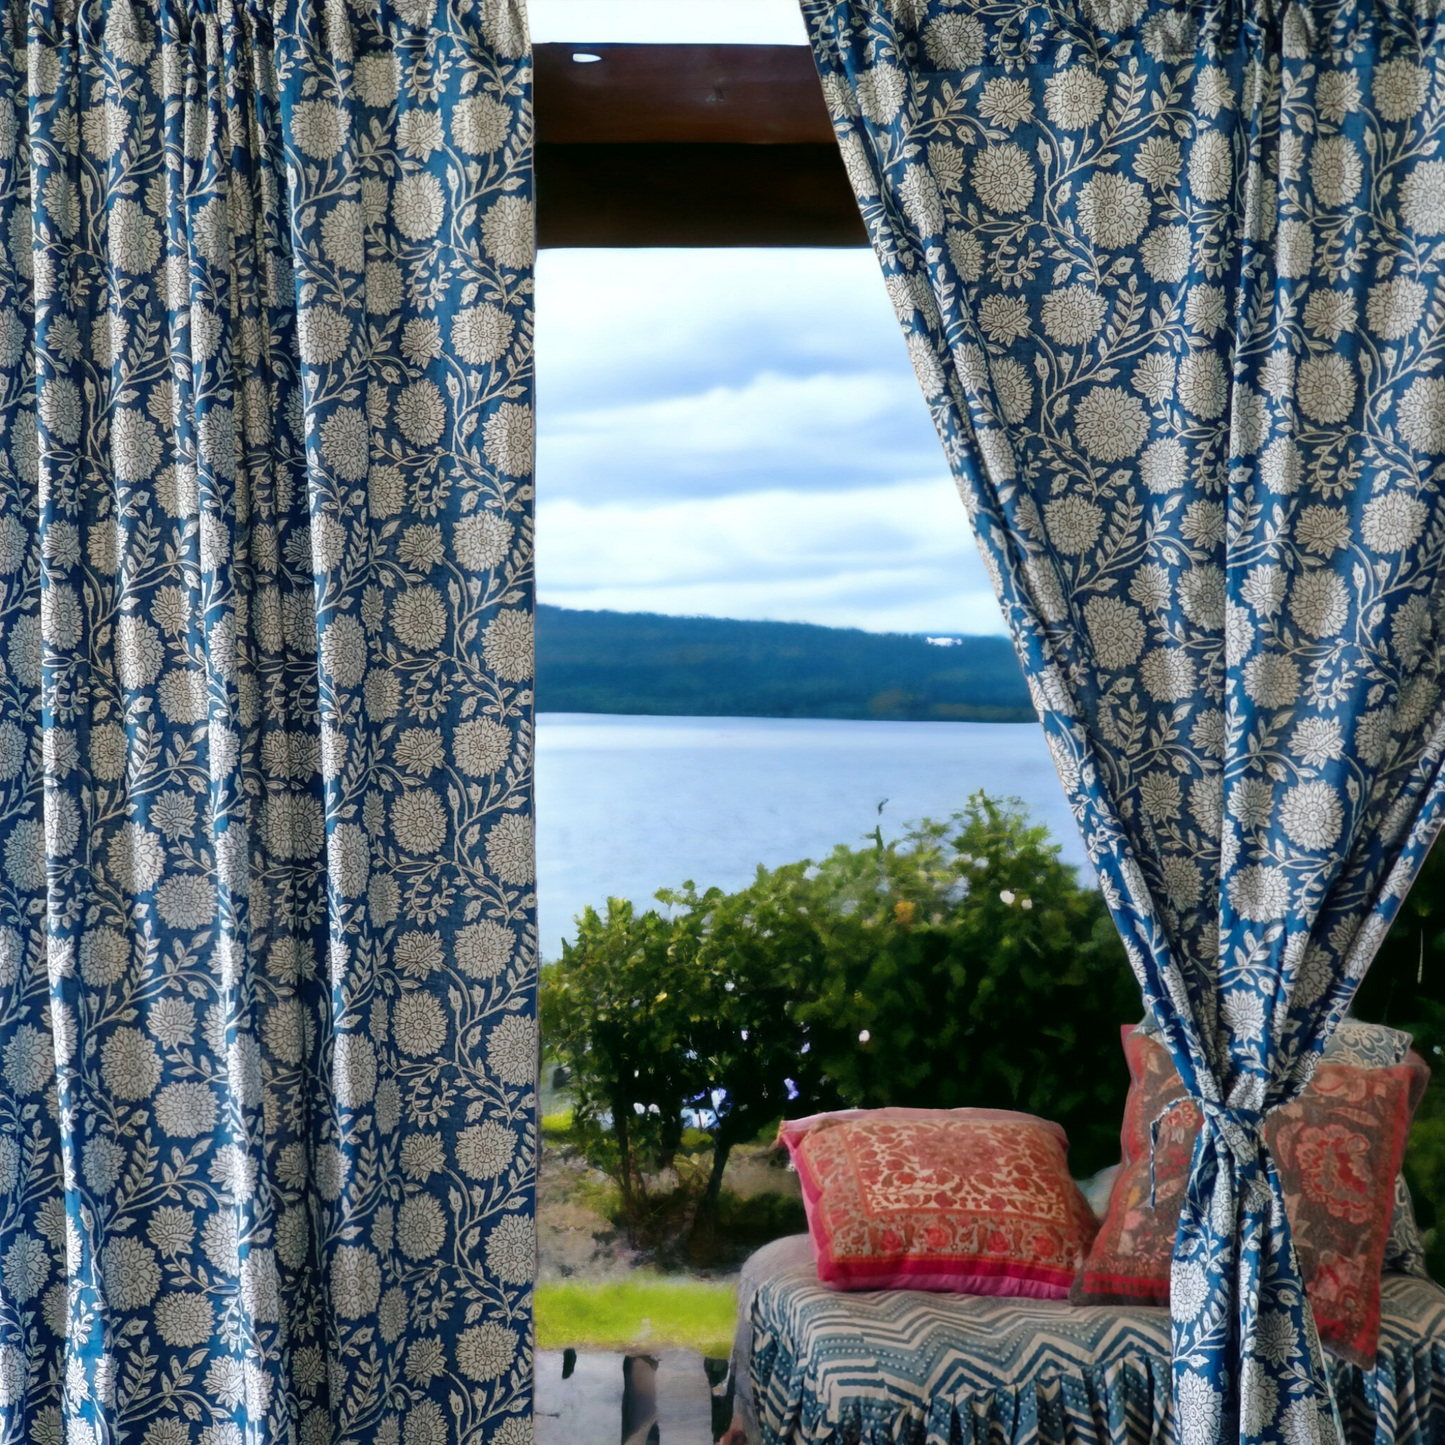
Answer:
535;1278;738;1357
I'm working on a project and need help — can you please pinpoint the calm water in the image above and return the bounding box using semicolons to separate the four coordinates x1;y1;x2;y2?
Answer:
534;714;1089;957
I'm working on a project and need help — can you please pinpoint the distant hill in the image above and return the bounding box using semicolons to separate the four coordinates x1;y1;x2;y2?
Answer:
535;605;1034;722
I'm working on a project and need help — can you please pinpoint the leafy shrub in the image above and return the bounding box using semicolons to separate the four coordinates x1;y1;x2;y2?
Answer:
541;794;1139;1243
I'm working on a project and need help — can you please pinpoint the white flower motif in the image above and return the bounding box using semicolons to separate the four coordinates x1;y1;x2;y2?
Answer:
1077;172;1150;247
456;1322;517;1380
1302;288;1356;341
354;52;400;107
1187;129;1232;201
1040;284;1106;345
101;1027;162;1100
1140;225;1191;282
1310;136;1361;208
393;992;447;1055
1366;277;1426;341
483;608;532;680
331;1247;381;1319
456;1120;516;1180
392;789;447;854
320;614;367;688
922;15;983;68
1258;437;1302;494
1074;386;1148;460
1397;377;1445;453
1362;492;1427;552
1044;496;1103;554
484;1214;534;1285
108;198;161;273
1276;219;1314;278
452;305;513;367
1242;652;1300;707
1140;438;1187;493
481;195;534;270
103;1237;159;1311
455;920;514;978
485;811;534;886
298;306;352;365
154;1082;218;1137
1401;161;1445;234
397;1195;446;1260
1170;1260;1211;1318
1288;570;1348;638
1374;59;1429;121
294;101;348;158
1229;865;1290;922
1044;67;1107;129
454;513;513;573
1084;596;1145;669
971;144;1036;214
1177;352;1226;419
452;95;510;155
483;402;533;476
1280;781;1343;851
1140;648;1195;702
1296;354;1355;424
155;1292;213;1347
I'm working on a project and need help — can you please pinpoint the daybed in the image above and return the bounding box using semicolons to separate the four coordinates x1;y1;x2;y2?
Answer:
729;1234;1445;1445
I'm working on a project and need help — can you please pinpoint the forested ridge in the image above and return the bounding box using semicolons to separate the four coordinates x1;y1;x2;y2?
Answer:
535;605;1034;721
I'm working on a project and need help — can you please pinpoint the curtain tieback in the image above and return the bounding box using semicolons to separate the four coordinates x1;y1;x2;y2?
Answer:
1147;1097;1265;1205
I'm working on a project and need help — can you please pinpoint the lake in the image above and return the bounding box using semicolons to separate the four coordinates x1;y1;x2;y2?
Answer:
534;713;1089;957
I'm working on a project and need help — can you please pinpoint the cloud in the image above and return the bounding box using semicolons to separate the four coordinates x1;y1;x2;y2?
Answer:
536;480;1007;635
534;248;997;633
540;367;943;500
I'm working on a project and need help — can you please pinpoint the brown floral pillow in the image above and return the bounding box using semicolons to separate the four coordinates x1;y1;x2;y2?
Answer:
1072;1028;1417;1367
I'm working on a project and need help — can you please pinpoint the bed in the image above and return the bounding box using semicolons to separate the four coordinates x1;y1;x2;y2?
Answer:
729;1235;1445;1445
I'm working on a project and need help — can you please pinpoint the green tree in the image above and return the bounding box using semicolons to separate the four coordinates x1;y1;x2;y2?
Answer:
541;899;710;1223
786;796;1139;1176
658;866;831;1245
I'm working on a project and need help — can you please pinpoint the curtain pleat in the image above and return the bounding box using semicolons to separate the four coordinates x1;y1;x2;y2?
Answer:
0;1;535;1441
800;0;1445;1440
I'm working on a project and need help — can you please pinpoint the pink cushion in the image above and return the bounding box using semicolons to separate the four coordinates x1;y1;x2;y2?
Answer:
778;1107;1099;1297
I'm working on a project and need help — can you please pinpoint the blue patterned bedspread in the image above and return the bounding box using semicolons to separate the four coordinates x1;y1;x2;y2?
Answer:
735;1236;1445;1445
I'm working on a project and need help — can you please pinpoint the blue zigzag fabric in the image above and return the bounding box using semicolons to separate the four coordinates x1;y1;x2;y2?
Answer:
799;1;1445;1440
0;2;535;1444
740;1236;1445;1445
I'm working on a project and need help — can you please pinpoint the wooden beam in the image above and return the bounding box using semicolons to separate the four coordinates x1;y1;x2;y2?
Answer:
535;142;867;247
534;44;836;145
533;44;866;247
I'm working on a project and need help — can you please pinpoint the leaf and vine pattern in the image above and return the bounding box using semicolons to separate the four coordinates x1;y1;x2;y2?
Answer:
0;1;534;1444
802;0;1445;1438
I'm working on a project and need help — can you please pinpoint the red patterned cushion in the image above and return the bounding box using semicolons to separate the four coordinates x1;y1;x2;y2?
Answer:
779;1107;1099;1298
1072;1030;1415;1366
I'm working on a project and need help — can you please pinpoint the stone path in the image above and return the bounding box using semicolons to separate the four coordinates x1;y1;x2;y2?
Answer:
535;1349;726;1445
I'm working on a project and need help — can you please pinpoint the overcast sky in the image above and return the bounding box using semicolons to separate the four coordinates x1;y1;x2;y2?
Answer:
529;5;1005;635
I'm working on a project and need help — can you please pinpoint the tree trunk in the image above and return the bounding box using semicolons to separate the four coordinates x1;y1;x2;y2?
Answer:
687;1134;734;1255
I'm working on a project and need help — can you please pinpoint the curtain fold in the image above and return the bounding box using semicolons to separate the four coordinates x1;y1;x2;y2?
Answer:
0;1;535;1443
800;0;1445;1440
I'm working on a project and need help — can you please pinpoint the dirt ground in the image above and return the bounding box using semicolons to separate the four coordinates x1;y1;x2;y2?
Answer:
538;1137;804;1281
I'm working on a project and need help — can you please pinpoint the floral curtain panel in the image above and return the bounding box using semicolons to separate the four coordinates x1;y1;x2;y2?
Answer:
0;2;535;1443
800;0;1445;1440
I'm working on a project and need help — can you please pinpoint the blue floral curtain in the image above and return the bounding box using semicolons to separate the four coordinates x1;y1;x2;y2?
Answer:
801;0;1445;1440
0;1;534;1443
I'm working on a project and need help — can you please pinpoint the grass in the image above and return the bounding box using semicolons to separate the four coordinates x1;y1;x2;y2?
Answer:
540;1108;574;1139
535;1278;738;1358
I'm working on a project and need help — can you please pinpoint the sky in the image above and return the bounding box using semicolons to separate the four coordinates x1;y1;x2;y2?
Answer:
529;5;1006;636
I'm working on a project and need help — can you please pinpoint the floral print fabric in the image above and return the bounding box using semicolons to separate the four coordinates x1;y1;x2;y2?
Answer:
1074;1030;1420;1367
801;0;1445;1439
0;1;535;1443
